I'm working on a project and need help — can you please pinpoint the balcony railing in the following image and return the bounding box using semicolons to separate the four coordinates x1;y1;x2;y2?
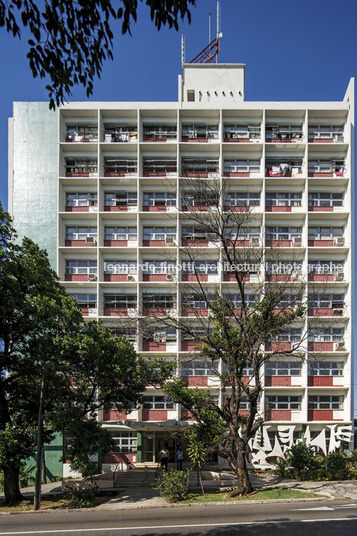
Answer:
103;124;138;143
265;160;303;177
104;159;137;176
223;125;261;142
265;126;303;142
66;125;98;142
181;124;219;142
143;159;177;176
143;125;177;142
181;159;219;177
65;159;98;177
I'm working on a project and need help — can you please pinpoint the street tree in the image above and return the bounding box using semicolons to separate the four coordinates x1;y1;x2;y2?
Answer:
0;0;196;108
162;178;307;496
0;203;170;504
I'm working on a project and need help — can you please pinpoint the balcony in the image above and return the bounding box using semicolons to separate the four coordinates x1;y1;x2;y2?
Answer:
223;125;261;143
103;296;137;317
66;125;98;143
223;159;260;177
104;193;137;212
181;124;219;142
142;296;176;317
265;159;303;178
104;159;137;177
265;195;302;212
103;124;138;143
308;160;345;178
308;126;344;143
65;158;98;177
143;158;177;177
181;158;219;178
308;194;343;212
104;229;137;247
65;194;97;212
143;125;177;142
266;125;303;143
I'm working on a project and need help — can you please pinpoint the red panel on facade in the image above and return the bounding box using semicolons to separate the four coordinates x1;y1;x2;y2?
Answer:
104;240;128;247
143;274;167;281
143;206;167;212
308;274;334;282
103;410;127;421
181;274;208;282
308;376;334;387
142;341;166;351
181;341;200;351
308;172;334;177
103;308;129;317
143;308;166;317
265;240;292;248
65;274;89;281
142;409;167;421
308;308;334;317
142;240;166;247
265;206;292;212
65;240;90;247
308;410;333;421
65;207;90;212
308;240;334;247
265;376;292;387
308;342;334;352
265;274;292;282
265;410;291;421
181;308;209;317
181;376;208;387
104;274;129;282
308;206;334;212
181;239;209;247
265;342;292;352
104;206;130;211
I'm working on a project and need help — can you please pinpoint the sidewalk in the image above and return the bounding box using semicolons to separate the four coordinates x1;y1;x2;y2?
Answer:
2;475;357;511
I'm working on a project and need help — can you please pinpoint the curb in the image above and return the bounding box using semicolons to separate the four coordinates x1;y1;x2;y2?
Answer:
0;495;335;515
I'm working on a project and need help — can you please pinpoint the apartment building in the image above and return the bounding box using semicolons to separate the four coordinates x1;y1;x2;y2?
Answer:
8;63;354;472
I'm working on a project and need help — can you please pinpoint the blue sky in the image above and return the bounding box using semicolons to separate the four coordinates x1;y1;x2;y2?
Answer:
0;0;356;415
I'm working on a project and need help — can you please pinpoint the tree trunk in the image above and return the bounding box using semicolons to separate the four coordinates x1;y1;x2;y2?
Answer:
3;463;24;505
229;447;253;497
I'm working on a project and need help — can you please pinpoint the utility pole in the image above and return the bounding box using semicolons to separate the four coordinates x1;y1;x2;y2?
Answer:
34;378;45;511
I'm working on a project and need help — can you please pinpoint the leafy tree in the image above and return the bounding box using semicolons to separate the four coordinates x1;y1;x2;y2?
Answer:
161;180;307;496
0;202;171;504
0;1;196;108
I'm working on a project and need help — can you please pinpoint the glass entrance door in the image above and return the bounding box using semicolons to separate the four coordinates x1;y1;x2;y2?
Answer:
142;433;154;462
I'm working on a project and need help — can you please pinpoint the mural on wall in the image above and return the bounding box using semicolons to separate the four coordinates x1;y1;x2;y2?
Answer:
248;425;353;467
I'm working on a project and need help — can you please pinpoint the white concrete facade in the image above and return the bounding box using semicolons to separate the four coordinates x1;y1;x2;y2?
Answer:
9;63;354;467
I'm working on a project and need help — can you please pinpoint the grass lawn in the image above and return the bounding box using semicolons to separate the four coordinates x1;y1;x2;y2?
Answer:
0;495;108;512
181;488;325;503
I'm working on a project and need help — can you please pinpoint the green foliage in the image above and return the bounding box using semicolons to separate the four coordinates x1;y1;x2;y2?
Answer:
273;457;289;478
320;452;349;481
287;441;319;474
0;472;4;492
64;485;97;508
0;1;196;108
19;465;36;488
154;469;190;503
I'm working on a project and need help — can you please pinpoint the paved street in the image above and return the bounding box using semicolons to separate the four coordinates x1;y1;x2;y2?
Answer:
0;499;356;535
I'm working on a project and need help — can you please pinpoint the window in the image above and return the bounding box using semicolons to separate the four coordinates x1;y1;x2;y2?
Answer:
265;226;302;241
182;294;211;308
142;294;176;309
105;227;137;241
66;260;97;274
112;328;137;342
143;192;176;207
308;395;343;410
265;158;303;173
66;227;97;240
182;192;218;207
181;124;219;139
66;124;98;142
225;192;260;206
104;192;137;206
143;159;177;174
308;125;344;141
225;226;260;240
223;159;260;173
223;294;257;308
65;158;97;174
182;260;218;275
143;124;177;140
308;294;344;308
308;159;345;174
181;226;211;240
308;260;344;274
222;363;254;376
143;396;174;409
275;328;302;342
265;192;302;207
104;295;137;308
104;261;137;274
111;432;137;453
277;294;302;308
69;294;97;308
223;124;261;139
266;124;303;140
143;226;176;241
142;260;176;274
187;90;195;102
181;158;219;174
104;158;137;173
103;123;137;142
266;395;301;410
308;226;344;240
266;361;302;376
308;327;344;343
308;192;343;207
144;327;176;342
66;193;97;207
308;361;344;376
181;361;217;376
266;261;302;275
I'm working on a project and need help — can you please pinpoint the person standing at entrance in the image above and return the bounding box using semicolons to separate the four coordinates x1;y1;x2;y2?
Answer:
159;446;169;472
176;447;183;470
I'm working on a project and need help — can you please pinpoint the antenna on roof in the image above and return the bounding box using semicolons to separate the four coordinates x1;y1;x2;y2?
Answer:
189;1;222;64
181;34;185;66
